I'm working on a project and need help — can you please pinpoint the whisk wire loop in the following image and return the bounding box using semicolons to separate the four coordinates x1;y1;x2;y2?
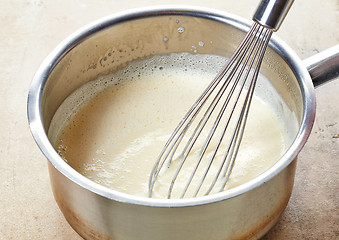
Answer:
149;22;273;198
219;26;273;191
148;25;259;187
180;25;269;198
202;25;273;196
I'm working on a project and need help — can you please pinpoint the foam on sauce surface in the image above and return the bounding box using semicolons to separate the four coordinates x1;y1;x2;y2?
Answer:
48;53;297;199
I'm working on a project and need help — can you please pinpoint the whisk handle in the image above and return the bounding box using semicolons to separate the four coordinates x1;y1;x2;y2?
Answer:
253;0;294;31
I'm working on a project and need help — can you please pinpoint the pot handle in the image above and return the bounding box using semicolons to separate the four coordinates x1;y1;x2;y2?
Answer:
303;44;339;87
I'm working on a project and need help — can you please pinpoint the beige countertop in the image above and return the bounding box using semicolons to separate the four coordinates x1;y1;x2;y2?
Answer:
0;0;338;239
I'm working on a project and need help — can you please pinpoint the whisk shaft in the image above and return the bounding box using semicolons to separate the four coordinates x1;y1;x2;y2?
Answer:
149;22;272;198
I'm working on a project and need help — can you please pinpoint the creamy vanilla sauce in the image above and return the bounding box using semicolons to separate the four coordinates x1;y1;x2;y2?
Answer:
48;53;297;199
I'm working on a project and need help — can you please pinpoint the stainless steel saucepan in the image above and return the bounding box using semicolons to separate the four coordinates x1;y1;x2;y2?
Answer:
27;6;339;240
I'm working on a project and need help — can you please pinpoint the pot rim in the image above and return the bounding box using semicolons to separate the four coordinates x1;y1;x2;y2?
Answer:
27;5;316;207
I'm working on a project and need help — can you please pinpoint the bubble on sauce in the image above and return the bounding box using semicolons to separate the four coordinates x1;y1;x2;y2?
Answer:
163;36;169;42
198;41;205;47
177;26;185;33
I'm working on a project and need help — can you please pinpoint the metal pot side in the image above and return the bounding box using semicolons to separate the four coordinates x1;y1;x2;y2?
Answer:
28;6;316;240
49;158;296;240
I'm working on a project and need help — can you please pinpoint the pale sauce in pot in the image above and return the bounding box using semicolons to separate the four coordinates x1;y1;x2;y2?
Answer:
48;53;297;199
